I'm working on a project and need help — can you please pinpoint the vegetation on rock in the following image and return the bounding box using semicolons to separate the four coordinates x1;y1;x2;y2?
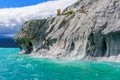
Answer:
57;9;61;16
63;10;73;15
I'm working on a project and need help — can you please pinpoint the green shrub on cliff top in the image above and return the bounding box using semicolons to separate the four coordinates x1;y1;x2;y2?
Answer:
57;9;61;16
64;10;73;15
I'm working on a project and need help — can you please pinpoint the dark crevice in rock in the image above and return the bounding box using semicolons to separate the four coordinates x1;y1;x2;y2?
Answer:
36;38;57;51
46;38;57;47
64;39;67;49
86;32;96;56
29;42;32;47
50;18;55;24
59;23;70;40
33;20;48;39
58;20;66;29
101;37;107;57
25;41;33;54
48;25;55;33
70;42;75;51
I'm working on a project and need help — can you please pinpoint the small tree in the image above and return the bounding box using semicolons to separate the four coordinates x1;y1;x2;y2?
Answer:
57;9;61;16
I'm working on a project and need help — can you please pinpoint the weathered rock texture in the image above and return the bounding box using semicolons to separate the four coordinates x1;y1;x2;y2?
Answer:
15;0;120;62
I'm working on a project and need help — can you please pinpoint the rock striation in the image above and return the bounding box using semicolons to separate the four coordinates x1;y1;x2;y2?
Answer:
15;0;120;62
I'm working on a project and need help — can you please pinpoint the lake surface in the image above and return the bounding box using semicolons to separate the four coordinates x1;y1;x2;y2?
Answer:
0;48;120;80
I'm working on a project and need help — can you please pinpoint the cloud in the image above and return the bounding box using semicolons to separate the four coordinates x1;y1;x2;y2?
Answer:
0;0;77;34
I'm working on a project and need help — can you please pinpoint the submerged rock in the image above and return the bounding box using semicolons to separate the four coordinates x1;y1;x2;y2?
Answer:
15;0;120;62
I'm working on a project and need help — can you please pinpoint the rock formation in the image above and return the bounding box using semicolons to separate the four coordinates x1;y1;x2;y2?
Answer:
14;0;120;62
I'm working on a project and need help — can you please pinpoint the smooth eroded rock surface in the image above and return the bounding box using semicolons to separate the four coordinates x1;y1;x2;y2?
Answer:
15;0;120;62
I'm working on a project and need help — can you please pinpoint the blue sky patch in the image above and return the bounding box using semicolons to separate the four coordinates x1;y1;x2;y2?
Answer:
0;0;48;8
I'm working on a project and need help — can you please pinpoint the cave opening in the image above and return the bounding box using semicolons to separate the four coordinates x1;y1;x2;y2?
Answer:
28;41;33;53
70;42;75;51
101;38;107;56
29;42;32;47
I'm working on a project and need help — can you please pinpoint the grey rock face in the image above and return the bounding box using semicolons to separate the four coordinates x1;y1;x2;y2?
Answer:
15;0;120;62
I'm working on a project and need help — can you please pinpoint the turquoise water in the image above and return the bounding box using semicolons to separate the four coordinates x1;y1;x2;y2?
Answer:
0;48;120;80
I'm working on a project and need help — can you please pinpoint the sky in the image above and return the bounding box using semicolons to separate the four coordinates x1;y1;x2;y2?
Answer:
0;0;48;8
0;0;77;38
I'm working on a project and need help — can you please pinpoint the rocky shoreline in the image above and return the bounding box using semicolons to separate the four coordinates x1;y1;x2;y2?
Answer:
15;0;120;62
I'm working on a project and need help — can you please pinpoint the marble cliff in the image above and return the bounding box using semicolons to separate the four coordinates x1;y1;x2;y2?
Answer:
15;0;120;62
